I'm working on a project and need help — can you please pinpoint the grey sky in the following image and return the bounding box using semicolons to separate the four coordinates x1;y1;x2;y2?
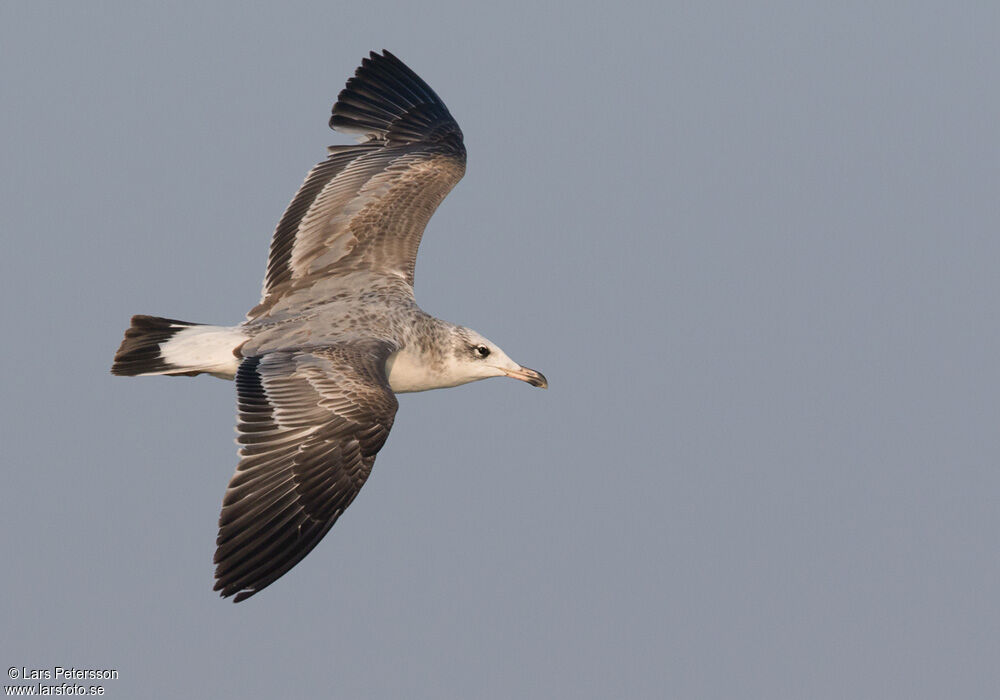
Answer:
2;2;998;698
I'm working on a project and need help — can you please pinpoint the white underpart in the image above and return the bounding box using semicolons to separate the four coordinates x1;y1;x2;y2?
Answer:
385;347;454;393
161;325;246;379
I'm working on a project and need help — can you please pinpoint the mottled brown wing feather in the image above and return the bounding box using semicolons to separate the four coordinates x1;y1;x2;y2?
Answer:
259;144;382;296
214;342;398;602
249;51;465;320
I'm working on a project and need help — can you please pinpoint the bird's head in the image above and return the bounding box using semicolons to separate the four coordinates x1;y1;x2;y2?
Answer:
450;327;547;388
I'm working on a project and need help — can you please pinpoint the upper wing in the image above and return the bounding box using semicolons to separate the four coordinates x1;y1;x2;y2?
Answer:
214;343;398;602
248;50;466;320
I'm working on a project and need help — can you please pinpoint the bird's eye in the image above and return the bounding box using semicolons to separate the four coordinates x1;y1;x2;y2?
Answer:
475;345;490;358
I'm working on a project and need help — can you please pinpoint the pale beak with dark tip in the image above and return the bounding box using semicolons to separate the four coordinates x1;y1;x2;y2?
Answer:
504;366;548;388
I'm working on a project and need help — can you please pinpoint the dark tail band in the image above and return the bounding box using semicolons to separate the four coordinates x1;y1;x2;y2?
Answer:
111;315;201;376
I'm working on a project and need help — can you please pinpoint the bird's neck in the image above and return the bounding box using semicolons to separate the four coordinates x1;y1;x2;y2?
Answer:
385;316;467;393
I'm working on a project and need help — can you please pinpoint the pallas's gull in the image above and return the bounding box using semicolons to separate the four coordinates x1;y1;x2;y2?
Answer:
112;51;546;602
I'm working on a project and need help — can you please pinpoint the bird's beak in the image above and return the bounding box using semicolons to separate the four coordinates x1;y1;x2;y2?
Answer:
503;365;548;389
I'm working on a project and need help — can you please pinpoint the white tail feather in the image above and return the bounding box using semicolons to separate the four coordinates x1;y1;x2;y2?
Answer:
160;326;246;379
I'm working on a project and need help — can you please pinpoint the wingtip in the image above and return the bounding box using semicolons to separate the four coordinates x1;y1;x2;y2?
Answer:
328;50;463;148
213;575;257;603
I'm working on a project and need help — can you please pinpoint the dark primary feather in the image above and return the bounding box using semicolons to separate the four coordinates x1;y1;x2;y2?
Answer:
330;50;464;148
249;51;466;320
214;344;398;602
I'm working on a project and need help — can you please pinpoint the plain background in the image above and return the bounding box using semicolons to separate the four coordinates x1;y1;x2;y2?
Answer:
2;2;998;698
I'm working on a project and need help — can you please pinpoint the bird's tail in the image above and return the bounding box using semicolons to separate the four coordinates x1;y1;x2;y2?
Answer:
111;315;246;379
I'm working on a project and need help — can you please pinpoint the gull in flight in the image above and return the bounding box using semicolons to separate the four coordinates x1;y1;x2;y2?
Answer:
112;50;546;602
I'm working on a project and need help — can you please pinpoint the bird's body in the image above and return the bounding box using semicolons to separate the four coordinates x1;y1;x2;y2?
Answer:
112;51;545;602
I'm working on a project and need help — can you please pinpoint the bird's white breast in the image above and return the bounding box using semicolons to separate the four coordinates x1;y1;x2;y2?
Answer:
385;346;465;393
385;347;440;393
